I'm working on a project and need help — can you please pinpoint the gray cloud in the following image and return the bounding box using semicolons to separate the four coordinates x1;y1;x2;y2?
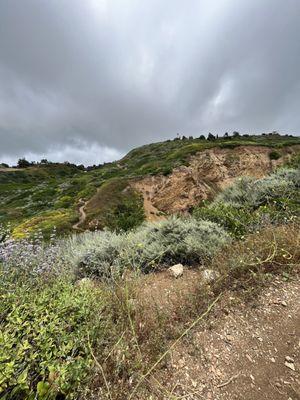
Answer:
0;0;300;165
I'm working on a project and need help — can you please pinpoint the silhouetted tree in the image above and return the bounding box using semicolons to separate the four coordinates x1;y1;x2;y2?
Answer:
17;158;31;168
232;131;240;137
207;133;216;141
0;163;9;168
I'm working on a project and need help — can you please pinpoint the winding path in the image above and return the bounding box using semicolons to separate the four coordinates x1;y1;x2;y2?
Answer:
72;199;87;230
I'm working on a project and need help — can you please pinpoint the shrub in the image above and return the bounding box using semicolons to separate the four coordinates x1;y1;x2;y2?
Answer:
126;217;230;272
269;150;281;160
193;168;300;237
0;233;70;283
193;202;255;238
105;194;145;232
214;168;299;209
67;230;126;279
214;176;257;208
0;279;108;399
68;217;230;278
212;224;300;289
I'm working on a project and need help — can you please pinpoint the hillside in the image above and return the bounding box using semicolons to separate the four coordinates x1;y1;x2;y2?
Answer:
1;134;299;399
1;133;300;238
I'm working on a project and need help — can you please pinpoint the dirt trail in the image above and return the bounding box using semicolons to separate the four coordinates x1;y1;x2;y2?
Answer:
72;198;87;230
146;276;300;399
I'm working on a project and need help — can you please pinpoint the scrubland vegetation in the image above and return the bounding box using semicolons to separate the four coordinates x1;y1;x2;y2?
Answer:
0;162;299;399
1;134;300;238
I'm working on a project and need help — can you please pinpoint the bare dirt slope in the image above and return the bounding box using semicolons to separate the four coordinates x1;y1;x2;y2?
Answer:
133;145;300;216
131;179;166;221
147;276;300;399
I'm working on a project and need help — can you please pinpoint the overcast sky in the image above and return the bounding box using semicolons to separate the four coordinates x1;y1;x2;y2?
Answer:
0;0;300;165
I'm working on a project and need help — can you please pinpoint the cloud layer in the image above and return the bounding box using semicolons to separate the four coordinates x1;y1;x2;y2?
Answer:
0;0;300;165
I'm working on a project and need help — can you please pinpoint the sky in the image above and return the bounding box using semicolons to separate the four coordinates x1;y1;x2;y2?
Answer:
0;0;300;166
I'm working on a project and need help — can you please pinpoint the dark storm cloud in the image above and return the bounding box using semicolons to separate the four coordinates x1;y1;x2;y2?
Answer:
0;0;300;165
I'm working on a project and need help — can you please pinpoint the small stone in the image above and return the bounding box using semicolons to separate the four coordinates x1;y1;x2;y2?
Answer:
201;269;220;283
246;354;254;363
226;334;234;342
281;300;287;307
285;361;295;371
270;358;275;363
168;263;184;278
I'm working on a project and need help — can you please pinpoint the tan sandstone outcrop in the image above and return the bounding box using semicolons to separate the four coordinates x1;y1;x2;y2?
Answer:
131;145;299;219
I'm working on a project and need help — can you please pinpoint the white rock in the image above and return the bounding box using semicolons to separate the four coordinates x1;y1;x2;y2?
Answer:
285;361;295;371
285;356;294;363
201;269;220;283
169;264;184;278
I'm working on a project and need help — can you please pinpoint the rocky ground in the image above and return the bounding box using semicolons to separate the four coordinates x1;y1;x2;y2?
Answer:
140;274;300;399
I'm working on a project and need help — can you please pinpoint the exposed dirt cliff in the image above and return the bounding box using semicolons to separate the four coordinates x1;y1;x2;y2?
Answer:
131;145;299;218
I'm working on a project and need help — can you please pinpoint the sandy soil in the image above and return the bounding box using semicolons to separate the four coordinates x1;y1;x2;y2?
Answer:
140;274;300;399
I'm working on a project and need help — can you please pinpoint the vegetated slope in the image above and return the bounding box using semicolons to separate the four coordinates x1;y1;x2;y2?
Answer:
1;134;300;237
0;162;299;399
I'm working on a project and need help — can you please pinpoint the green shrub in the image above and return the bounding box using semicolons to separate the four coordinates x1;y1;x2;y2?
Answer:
105;193;145;232
54;195;73;209
84;179;145;231
193;202;255;237
269;150;281;160
0;280;108;399
193;168;300;237
215;168;299;209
